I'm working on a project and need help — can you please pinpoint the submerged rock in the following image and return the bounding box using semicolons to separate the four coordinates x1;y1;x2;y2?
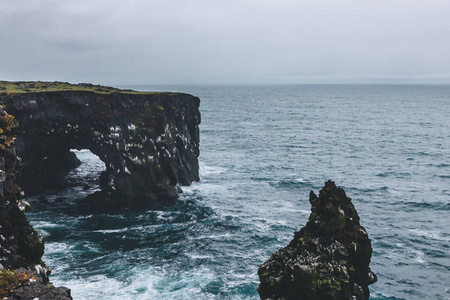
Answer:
258;181;377;300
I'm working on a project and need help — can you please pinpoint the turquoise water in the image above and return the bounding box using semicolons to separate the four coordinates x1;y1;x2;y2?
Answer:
26;85;450;299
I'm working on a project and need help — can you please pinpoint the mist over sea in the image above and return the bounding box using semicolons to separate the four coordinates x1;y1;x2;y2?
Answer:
26;85;450;299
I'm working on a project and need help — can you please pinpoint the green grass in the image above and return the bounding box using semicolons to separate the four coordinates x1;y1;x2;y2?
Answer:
0;81;169;95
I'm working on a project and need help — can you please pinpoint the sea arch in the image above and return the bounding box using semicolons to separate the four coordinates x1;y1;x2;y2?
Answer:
1;88;200;207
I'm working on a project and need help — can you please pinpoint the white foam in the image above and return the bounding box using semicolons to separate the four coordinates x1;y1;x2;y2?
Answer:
156;211;176;222
199;163;227;176
45;242;69;253
59;275;145;299
181;182;228;198
59;266;220;300
31;221;61;236
189;233;233;240
409;229;450;242
409;249;425;264
32;221;60;228
185;253;213;260
93;228;128;234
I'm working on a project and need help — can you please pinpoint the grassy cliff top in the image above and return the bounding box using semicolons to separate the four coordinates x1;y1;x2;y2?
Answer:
0;81;163;95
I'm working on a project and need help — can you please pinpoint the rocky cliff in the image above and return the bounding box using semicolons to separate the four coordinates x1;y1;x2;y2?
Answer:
0;81;201;207
0;103;71;299
258;181;377;300
0;81;201;298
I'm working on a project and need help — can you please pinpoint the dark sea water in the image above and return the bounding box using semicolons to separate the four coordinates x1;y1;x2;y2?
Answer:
26;85;450;299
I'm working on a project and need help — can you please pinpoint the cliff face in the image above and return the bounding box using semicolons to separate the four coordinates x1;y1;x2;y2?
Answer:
0;90;200;207
258;181;377;300
0;104;71;299
0;104;43;269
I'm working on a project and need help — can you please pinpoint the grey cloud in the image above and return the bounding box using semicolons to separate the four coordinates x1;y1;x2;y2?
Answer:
0;0;449;84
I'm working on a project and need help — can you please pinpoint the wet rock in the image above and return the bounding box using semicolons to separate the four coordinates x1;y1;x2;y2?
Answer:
258;180;377;300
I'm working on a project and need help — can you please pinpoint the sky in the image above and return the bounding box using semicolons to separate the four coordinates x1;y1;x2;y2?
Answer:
0;0;449;85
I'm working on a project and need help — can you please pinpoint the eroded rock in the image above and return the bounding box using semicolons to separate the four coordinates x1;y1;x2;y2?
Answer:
258;181;377;300
0;87;200;207
0;104;71;299
0;268;71;299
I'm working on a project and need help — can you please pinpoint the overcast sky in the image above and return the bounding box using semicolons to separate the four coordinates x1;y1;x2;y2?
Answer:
1;0;449;85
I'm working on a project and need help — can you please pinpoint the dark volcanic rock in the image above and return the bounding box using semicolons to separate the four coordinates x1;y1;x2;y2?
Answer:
1;268;71;299
0;104;44;270
0;90;200;207
0;105;71;299
258;181;377;300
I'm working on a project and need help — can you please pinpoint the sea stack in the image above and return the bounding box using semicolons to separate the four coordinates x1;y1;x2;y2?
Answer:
258;180;377;300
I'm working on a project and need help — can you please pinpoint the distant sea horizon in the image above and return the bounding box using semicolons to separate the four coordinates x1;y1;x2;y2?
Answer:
27;84;450;299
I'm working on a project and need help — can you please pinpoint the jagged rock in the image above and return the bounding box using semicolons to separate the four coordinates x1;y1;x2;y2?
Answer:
0;104;70;298
0;268;71;299
258;181;377;300
0;82;201;207
0;104;43;270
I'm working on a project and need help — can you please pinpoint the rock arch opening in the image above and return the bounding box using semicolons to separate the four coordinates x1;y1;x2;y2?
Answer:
67;149;107;194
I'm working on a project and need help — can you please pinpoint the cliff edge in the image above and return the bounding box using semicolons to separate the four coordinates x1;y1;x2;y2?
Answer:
258;181;377;300
0;81;201;207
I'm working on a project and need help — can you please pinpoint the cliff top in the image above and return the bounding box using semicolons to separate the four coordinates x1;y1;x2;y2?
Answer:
0;81;166;95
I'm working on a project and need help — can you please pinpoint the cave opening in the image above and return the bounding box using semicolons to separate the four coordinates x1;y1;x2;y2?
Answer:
21;148;109;206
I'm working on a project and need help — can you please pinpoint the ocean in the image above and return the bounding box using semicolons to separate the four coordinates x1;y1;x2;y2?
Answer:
26;85;450;299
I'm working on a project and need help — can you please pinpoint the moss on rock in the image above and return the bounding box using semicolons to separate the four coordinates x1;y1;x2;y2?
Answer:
0;81;162;95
